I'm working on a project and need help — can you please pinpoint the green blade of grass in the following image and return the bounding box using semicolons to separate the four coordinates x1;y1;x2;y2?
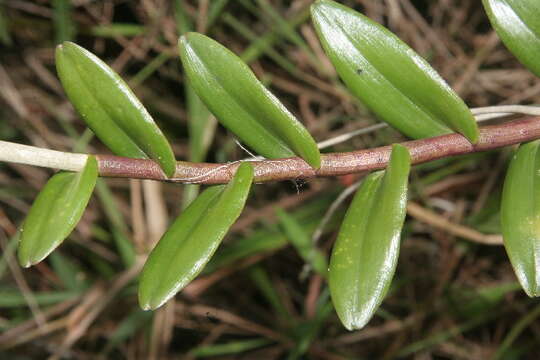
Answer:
288;297;333;359
88;23;145;38
95;180;136;268
223;13;300;77
190;338;272;357
276;209;328;277
494;303;540;359
205;191;342;273
53;0;75;43
103;310;153;353
0;2;11;46
0;289;81;307
248;265;294;324
49;252;88;291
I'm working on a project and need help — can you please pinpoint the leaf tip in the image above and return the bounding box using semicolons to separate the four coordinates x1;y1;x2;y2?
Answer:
138;292;153;311
55;42;68;60
57;41;79;54
161;160;176;178
178;34;187;46
17;249;39;268
178;32;199;46
459;109;480;144
18;257;32;269
345;320;366;332
138;291;169;311
178;33;195;57
522;281;540;298
338;311;372;331
138;299;153;311
307;153;322;170
312;0;331;8
18;246;52;268
466;126;480;145
310;0;327;17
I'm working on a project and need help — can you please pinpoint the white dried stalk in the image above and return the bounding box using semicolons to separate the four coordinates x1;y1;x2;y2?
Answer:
0;141;88;172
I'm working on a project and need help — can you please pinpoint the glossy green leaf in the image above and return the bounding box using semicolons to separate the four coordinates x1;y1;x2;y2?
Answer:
329;144;411;330
139;163;254;310
483;0;540;78
276;208;328;277
311;0;478;143
501;140;540;297
18;156;98;267
55;42;176;177
178;32;321;169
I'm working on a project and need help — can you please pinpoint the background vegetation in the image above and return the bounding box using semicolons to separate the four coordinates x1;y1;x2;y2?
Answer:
1;0;540;358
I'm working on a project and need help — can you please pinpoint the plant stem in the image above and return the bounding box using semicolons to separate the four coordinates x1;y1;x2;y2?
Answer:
2;116;540;184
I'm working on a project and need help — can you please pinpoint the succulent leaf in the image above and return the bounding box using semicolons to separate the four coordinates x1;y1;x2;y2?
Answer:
329;144;411;330
311;0;478;143
56;42;176;177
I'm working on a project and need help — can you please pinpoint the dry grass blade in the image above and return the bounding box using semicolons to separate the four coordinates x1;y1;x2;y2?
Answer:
407;201;503;245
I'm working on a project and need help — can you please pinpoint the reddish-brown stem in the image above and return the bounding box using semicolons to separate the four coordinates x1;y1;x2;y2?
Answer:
97;116;540;184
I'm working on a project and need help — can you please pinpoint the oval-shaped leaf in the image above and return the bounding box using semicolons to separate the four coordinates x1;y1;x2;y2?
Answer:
276;208;328;277
18;156;98;267
178;32;321;169
311;0;478;143
139;162;254;310
501;140;540;297
55;42;176;177
483;0;540;78
329;144;411;330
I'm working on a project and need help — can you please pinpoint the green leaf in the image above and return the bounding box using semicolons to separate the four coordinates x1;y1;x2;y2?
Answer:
55;42;176;177
276;208;328;277
483;0;540;78
178;32;321;169
18;156;98;267
139;163;254;310
501;140;540;297
311;0;478;143
329;144;411;330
